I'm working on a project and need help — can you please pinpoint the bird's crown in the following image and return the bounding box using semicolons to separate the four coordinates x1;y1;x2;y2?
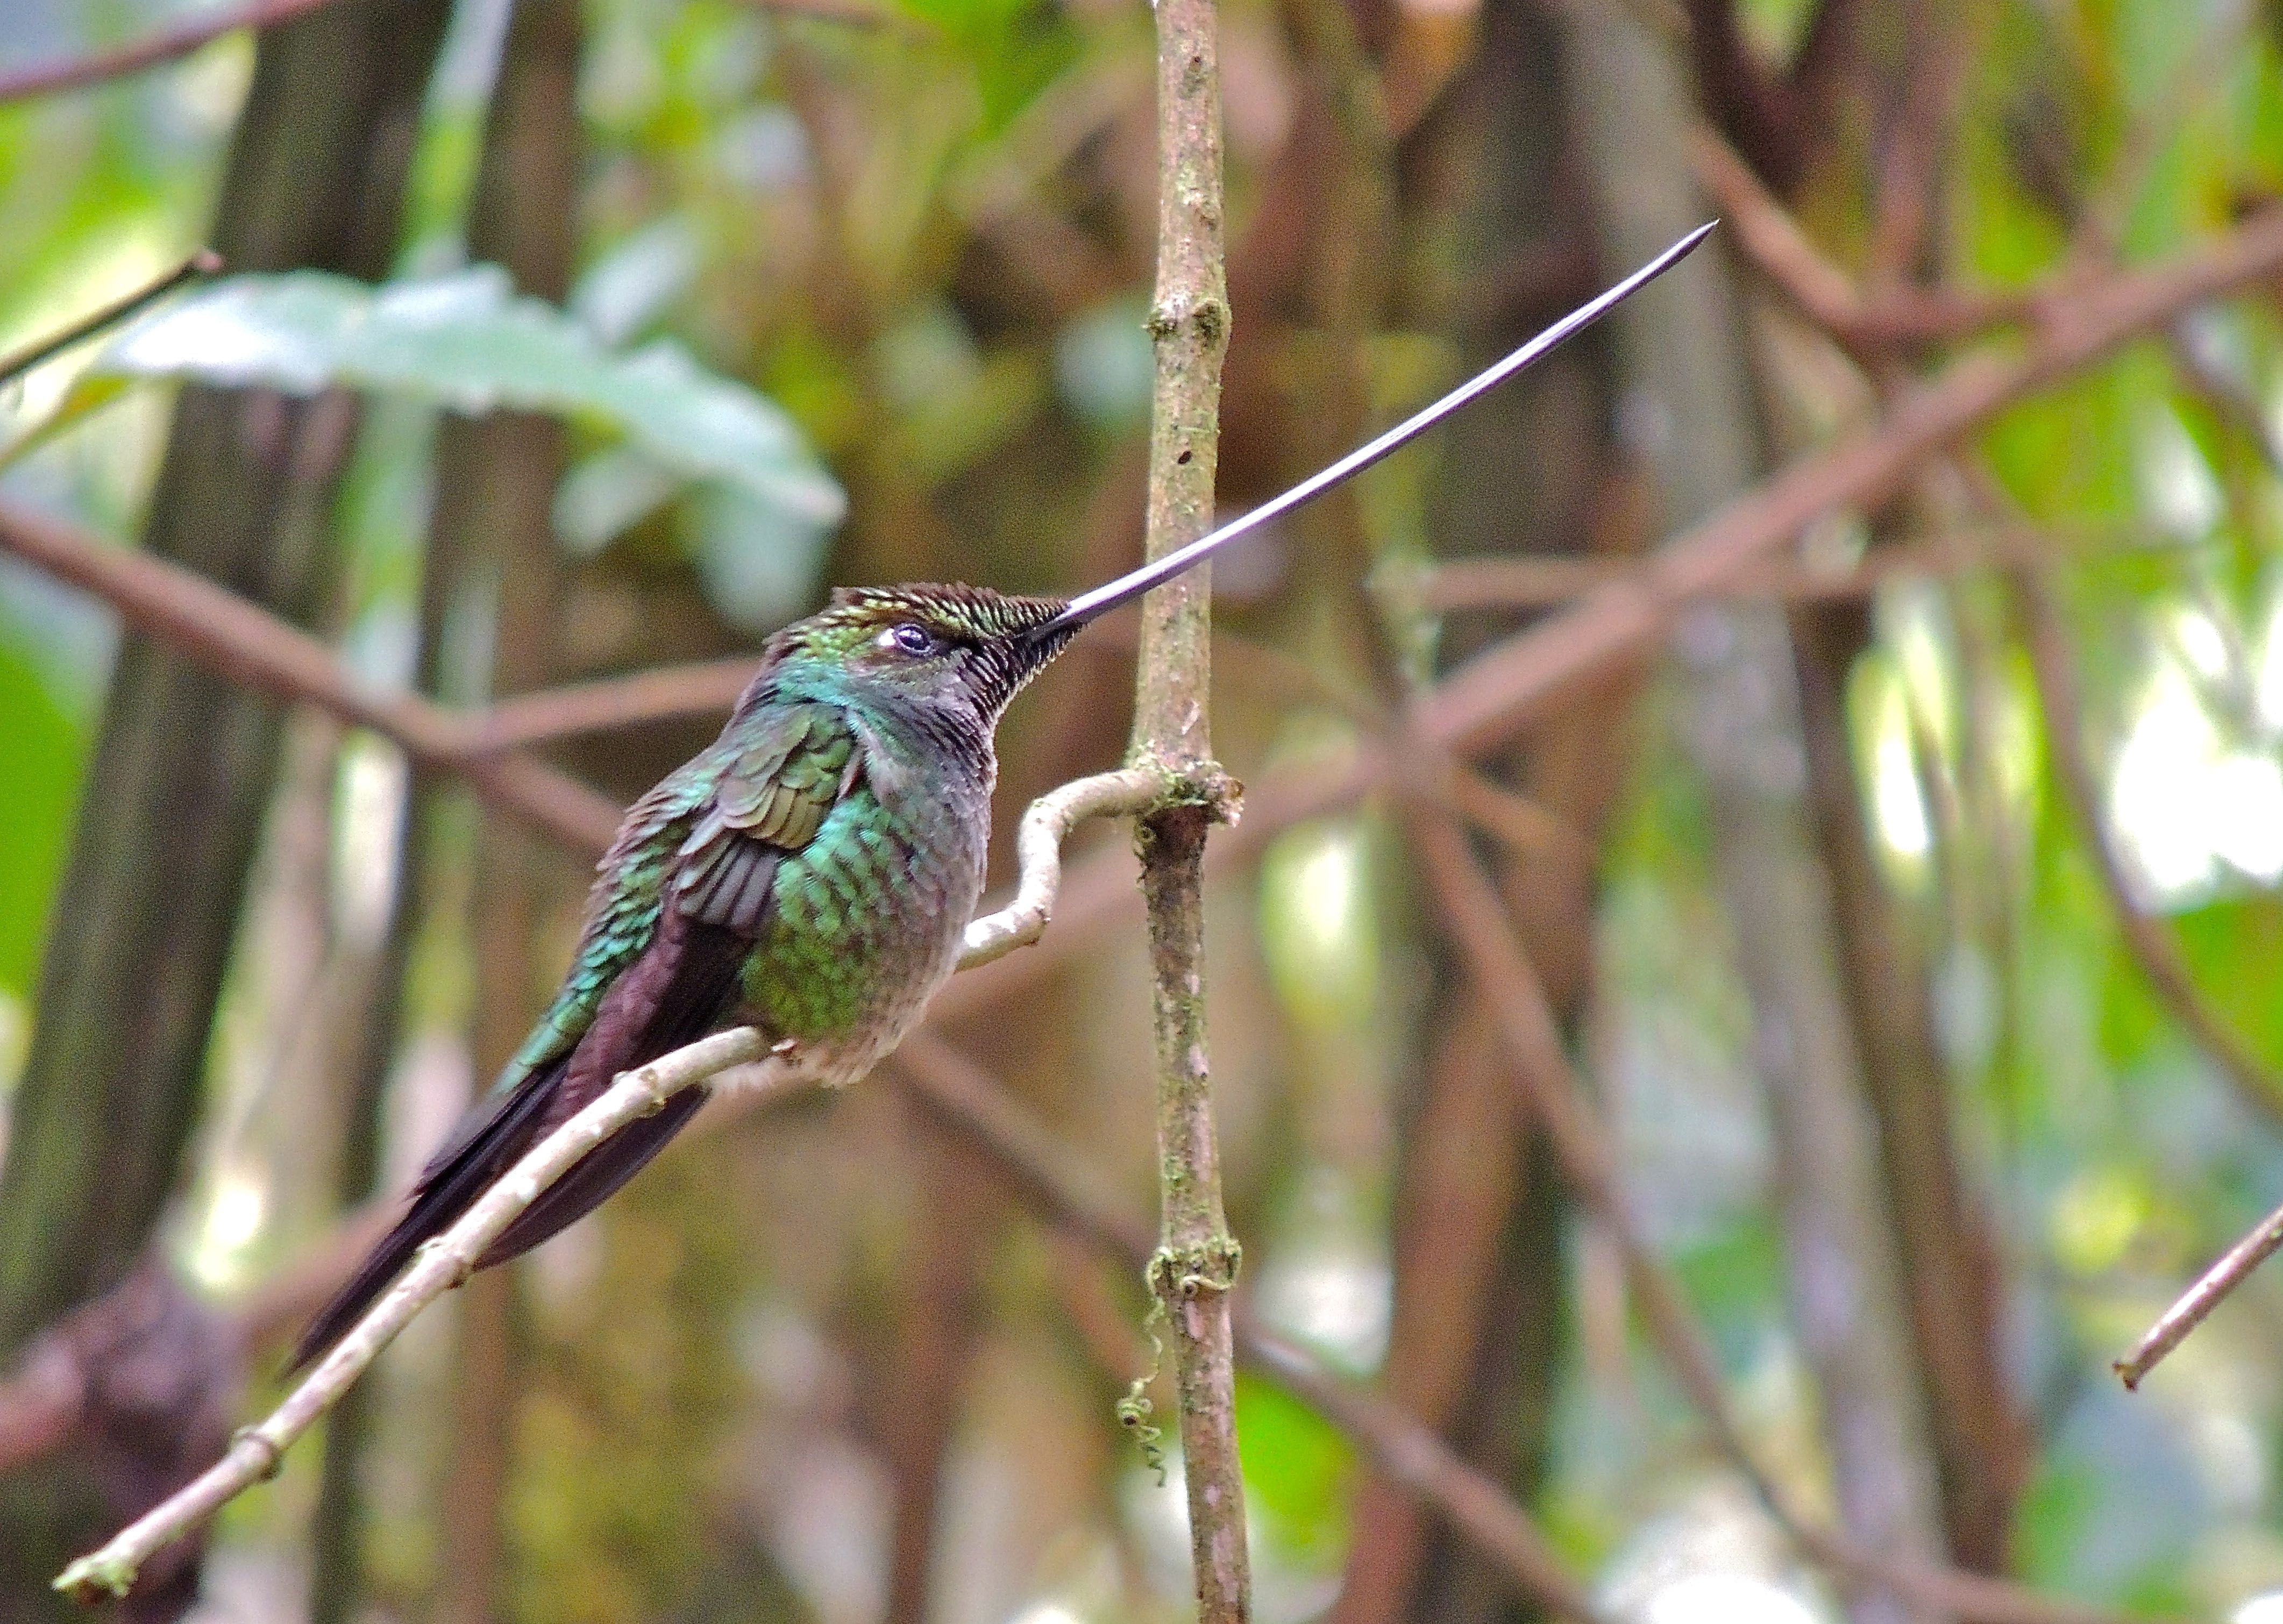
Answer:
746;582;1076;722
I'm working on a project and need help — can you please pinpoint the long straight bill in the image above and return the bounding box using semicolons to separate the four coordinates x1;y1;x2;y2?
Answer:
1033;219;1717;641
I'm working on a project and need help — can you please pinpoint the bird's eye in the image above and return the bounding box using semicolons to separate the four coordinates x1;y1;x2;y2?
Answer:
884;623;937;657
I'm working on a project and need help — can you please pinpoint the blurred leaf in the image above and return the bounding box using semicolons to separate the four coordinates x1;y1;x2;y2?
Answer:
1235;1371;1354;1562
89;264;846;563
555;445;684;557
573;216;702;345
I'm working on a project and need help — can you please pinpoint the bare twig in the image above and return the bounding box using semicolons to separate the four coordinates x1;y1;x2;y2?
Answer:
2011;566;2283;1131
2010;565;2283;1385
958;768;1163;968
1407;809;2155;1624
2117;1194;2283;1390
888;1034;1606;1624
1415;521;2094;611
1690;126;2035;351
1127;0;1249;1610
458;657;757;752
0;498;623;854
0;252;222;387
54;1027;783;1600
0;0;346;103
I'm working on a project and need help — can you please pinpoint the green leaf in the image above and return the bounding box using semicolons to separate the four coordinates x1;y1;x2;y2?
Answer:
89;265;845;564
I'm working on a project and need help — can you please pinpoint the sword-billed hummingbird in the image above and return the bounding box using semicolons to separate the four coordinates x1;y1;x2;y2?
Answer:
289;223;1712;1368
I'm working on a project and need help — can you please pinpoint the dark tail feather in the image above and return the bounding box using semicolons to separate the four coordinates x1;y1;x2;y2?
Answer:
478;1084;708;1266
288;914;746;1373
287;1056;568;1373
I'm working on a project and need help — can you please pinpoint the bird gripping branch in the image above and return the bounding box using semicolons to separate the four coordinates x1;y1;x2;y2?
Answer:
287;220;1715;1369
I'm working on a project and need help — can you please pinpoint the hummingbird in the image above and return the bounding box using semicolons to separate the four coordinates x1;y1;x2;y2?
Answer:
288;223;1714;1370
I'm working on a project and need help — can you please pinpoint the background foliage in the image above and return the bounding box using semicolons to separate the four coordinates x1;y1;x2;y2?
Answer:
5;0;2283;1621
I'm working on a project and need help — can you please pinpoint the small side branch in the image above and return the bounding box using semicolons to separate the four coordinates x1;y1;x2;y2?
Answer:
959;768;1165;969
0;0;346;103
2117;1196;2283;1389
1689;126;2033;354
2011;566;2283;1130
0;252;221;386
54;1027;781;1602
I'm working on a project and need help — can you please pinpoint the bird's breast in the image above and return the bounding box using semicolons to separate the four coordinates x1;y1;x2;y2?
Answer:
734;761;991;1082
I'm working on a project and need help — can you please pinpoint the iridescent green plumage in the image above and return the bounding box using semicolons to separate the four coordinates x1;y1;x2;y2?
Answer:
289;227;1711;1369
293;584;1072;1366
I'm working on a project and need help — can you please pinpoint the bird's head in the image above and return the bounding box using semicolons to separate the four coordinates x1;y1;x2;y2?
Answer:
751;583;1077;726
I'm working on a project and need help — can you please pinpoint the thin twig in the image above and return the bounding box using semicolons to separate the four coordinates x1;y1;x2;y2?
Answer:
0;498;623;854
1688;125;2036;352
888;1034;1606;1624
2117;1194;2283;1389
1416;522;2065;611
1406;809;2156;1624
958;768;1164;968
0;252;222;387
2011;566;2283;1130
54;1027;782;1600
1129;0;1249;1609
0;0;346;103
459;657;757;752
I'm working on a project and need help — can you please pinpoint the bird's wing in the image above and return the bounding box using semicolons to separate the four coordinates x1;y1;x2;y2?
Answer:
289;706;862;1371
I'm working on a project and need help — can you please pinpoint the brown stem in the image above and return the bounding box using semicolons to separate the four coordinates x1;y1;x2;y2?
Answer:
2116;1194;2283;1388
458;657;757;751
1415;520;2128;611
1791;599;2029;1570
0;0;348;102
887;1035;1603;1624
0;252;222;386
1406;809;2158;1624
2011;567;2283;1128
1130;0;1247;1613
1689;125;2035;353
0;498;623;854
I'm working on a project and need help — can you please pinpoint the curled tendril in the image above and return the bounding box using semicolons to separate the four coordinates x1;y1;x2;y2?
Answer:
1116;1291;1170;1486
1115;1240;1242;1486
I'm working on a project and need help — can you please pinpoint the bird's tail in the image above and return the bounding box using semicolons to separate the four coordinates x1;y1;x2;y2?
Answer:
285;1059;709;1373
288;913;745;1372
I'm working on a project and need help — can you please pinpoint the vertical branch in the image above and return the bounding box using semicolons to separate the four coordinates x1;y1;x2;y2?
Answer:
1131;0;1246;1615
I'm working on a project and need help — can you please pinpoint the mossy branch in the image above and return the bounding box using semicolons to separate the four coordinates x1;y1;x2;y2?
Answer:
1128;0;1249;1612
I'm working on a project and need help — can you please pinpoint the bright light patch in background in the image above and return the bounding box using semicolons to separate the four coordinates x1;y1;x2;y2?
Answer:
2109;660;2283;903
2138;404;2223;540
1855;659;1929;863
1007;1603;1085;1624
186;1169;268;1290
1254;1244;1391;1370
2234;1592;2283;1624
332;733;408;951
1872;724;1931;859
1643;1573;1820;1624
2169;604;2231;683
1258;821;1378;1028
